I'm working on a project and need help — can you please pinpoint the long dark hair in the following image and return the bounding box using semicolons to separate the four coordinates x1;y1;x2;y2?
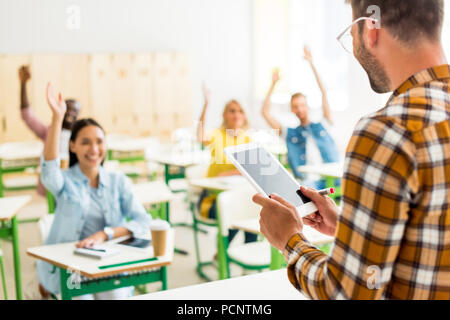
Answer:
69;118;105;167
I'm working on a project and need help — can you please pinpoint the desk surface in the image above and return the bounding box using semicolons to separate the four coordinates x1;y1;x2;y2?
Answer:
0;141;43;161
131;181;175;205
231;219;334;246
27;229;174;278
189;176;250;192
132;269;306;300
297;162;344;179
147;150;210;167
106;136;157;152
0;195;32;221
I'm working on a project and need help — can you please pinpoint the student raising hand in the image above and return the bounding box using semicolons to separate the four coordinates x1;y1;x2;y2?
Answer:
303;46;313;63
44;82;67;161
46;82;67;119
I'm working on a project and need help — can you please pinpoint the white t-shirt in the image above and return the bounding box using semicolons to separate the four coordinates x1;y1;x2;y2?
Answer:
59;129;71;160
281;118;333;166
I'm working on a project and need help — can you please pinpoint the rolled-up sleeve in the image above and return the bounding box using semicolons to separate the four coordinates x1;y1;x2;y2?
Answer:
40;156;65;196
119;174;152;236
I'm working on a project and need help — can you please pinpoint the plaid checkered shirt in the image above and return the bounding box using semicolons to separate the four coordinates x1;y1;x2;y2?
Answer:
284;64;450;300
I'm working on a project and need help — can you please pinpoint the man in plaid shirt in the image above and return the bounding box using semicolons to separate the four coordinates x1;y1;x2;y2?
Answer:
253;0;450;299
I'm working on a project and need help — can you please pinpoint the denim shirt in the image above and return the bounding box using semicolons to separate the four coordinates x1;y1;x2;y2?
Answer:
36;158;151;294
285;122;339;178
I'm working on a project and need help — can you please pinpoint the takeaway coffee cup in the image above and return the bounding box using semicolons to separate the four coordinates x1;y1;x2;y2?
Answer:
150;219;170;256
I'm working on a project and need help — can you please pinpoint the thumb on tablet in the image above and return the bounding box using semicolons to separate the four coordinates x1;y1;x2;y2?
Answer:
270;193;295;210
252;193;273;207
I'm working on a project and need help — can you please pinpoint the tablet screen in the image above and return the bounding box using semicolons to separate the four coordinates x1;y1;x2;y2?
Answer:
230;147;307;207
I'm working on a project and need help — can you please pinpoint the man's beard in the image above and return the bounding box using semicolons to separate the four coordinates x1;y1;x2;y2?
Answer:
355;40;391;93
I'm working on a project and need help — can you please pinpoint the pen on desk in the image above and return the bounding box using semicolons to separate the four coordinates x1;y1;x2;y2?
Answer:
317;188;335;196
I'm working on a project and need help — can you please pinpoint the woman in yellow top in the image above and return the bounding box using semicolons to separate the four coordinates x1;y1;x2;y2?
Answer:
196;84;257;244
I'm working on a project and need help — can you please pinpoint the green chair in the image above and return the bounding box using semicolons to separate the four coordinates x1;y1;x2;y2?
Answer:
0;241;7;299
216;186;271;278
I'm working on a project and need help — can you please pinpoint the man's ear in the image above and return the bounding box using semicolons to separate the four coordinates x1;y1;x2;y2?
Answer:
364;19;379;49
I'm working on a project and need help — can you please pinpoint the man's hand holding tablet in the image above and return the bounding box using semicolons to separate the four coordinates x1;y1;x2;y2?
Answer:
224;143;339;251
253;186;339;251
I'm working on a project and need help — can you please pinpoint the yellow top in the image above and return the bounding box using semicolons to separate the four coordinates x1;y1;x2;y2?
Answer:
205;128;251;177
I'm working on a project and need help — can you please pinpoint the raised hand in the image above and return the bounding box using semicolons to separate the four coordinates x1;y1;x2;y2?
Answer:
272;68;281;85
303;46;313;63
46;82;67;120
18;65;31;83
202;82;211;105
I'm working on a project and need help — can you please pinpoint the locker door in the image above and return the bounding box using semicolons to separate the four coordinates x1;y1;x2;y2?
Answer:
30;55;65;126
88;54;114;133
0;54;34;142
172;53;193;130
60;54;90;118
133;53;154;137
153;52;177;141
111;54;134;135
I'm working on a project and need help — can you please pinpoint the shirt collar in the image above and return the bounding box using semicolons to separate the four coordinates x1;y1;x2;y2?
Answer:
70;163;109;188
393;64;450;97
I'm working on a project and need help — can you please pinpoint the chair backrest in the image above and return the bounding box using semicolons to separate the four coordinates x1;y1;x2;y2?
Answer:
185;164;209;181
216;185;261;236
38;214;55;244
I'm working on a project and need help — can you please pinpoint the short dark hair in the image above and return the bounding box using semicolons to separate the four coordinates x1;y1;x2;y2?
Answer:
69;118;105;167
346;0;444;44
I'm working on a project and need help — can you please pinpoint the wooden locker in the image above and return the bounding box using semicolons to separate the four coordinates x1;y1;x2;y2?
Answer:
88;54;114;133
30;54;65;125
153;52;177;117
172;53;193;130
0;54;35;142
60;54;90;118
132;53;154;136
111;54;134;135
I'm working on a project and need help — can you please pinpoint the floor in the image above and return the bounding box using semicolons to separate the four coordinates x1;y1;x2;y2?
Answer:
0;177;257;300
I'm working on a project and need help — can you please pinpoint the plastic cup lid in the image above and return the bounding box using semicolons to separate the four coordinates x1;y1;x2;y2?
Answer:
150;219;170;231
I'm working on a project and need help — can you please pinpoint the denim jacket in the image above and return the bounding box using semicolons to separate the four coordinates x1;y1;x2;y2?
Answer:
285;122;339;178
36;158;151;294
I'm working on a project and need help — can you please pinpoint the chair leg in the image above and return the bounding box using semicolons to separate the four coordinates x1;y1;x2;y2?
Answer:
0;254;7;300
191;204;213;281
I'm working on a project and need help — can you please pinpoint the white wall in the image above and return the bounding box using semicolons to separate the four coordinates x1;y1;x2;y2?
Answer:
0;0;253;129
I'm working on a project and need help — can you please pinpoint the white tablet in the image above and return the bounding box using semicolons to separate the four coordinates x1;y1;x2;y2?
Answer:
224;143;318;218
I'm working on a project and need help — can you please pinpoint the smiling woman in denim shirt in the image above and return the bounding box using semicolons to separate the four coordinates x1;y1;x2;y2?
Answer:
35;83;151;299
261;47;340;189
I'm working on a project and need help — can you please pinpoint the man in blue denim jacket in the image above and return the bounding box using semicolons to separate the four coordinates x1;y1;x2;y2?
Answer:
261;47;340;187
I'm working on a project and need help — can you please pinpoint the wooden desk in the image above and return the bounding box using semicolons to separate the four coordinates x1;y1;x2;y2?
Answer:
132;181;175;220
132;269;306;300
131;181;188;256
106;136;156;162
27;229;175;300
0;195;32;299
147;150;210;185
188;176;249;193
0;141;42;197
